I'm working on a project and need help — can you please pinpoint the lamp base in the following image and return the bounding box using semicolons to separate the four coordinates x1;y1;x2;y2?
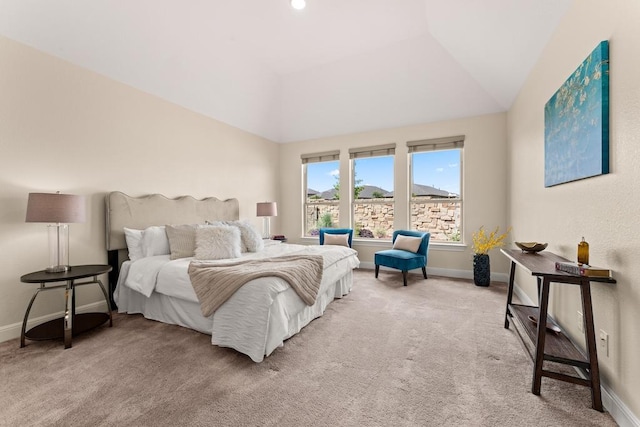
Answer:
47;224;70;274
262;217;271;239
46;265;71;274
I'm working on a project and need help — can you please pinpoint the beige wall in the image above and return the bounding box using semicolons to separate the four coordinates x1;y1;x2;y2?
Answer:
279;113;510;276
507;0;640;417
0;36;279;336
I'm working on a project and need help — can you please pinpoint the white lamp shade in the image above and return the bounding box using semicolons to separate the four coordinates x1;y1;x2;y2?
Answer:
26;193;86;223
256;202;277;217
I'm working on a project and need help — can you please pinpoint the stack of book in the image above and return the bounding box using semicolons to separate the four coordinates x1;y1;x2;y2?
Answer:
555;261;611;277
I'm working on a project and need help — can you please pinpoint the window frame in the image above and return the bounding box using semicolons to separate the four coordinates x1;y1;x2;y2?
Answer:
301;150;340;237
349;144;396;240
407;136;464;244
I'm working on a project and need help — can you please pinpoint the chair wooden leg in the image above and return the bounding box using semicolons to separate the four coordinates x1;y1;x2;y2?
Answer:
375;265;379;278
402;271;408;286
422;267;427;279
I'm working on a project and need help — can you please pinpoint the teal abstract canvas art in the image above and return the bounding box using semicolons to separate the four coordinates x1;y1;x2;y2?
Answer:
544;41;609;187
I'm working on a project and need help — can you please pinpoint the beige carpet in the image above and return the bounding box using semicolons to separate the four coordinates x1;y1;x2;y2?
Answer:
0;269;617;427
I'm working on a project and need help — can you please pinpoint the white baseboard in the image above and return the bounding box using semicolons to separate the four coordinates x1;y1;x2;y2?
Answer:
0;300;109;344
600;380;640;427
512;281;639;427
358;262;510;284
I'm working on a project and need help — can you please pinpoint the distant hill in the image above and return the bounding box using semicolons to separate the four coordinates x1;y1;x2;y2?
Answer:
321;189;337;199
307;183;456;200
410;184;455;198
358;185;389;198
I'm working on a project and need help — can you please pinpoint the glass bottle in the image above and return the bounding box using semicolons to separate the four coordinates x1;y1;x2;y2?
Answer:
577;237;589;265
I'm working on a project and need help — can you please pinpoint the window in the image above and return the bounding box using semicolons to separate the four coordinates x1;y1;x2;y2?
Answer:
349;144;395;239
408;136;464;243
301;150;340;236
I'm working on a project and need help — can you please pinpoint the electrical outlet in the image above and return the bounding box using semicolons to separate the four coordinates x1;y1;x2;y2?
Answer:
577;311;584;333
599;330;609;357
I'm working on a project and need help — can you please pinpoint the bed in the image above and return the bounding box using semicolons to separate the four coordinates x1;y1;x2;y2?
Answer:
105;192;359;362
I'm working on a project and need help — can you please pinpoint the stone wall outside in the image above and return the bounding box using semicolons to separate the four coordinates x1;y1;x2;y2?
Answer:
305;197;461;241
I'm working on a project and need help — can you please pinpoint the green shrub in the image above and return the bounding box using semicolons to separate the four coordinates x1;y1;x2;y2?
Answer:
318;213;333;228
375;228;388;238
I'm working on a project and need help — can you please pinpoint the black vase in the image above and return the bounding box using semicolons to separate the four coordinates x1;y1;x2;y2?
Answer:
473;254;490;287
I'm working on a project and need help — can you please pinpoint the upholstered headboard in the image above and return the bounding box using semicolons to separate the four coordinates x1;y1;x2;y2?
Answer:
105;191;239;250
104;191;239;307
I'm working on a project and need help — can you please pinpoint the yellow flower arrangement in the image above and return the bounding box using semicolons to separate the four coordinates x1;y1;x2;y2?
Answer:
472;226;511;255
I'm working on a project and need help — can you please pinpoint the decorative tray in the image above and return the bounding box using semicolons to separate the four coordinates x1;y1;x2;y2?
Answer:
515;242;548;253
528;315;561;334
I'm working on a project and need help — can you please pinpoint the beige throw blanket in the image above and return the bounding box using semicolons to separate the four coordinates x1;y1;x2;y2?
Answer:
188;255;324;317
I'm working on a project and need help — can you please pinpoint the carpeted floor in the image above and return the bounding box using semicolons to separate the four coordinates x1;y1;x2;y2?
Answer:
0;269;617;426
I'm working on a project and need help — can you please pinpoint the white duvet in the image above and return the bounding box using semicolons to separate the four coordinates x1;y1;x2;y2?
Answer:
114;241;359;361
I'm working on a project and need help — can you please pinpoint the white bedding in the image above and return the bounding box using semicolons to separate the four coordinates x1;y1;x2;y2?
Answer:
114;241;359;362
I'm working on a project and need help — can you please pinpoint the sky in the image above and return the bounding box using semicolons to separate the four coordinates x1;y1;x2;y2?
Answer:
307;150;461;195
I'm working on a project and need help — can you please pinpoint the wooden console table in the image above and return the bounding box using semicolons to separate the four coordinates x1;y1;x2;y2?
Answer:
501;249;616;412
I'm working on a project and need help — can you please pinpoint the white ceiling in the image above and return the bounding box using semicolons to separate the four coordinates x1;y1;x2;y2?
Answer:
0;0;571;143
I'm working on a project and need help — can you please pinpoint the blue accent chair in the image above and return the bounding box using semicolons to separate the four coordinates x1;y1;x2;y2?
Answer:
319;228;354;248
374;230;430;286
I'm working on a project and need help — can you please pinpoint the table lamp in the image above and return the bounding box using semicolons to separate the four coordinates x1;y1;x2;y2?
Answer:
256;202;277;239
26;192;86;273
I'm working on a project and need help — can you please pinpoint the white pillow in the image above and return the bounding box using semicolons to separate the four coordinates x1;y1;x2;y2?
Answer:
194;226;241;260
206;220;264;253
123;228;144;261
233;220;264;252
323;233;350;247
393;234;422;253
141;226;170;257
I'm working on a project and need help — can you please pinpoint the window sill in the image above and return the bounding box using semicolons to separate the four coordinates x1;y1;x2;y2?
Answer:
353;239;466;252
299;236;467;252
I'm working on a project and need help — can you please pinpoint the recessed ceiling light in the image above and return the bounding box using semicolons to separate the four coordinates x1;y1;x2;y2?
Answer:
291;0;306;10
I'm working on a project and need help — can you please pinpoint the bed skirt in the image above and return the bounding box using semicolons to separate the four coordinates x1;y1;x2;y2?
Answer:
115;269;353;362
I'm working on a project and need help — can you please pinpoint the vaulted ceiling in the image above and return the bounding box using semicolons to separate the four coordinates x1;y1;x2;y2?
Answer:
0;0;571;142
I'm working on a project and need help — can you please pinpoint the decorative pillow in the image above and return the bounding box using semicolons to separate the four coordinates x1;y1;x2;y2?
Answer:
141;226;170;257
323;233;350;247
165;224;198;260
232;220;264;252
393;234;422;253
206;220;264;253
194;225;241;260
124;228;144;261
